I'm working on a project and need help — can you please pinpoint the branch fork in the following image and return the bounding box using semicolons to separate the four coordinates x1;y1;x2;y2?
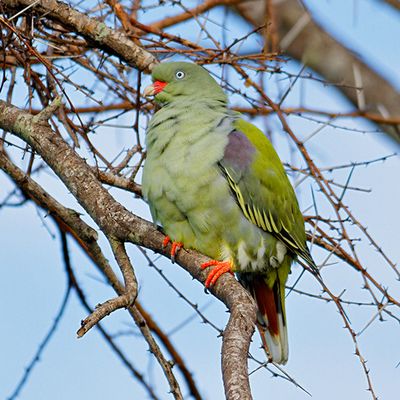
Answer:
33;96;62;123
77;238;138;338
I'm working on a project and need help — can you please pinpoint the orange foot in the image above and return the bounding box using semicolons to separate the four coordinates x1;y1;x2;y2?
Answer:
163;235;183;263
200;260;234;288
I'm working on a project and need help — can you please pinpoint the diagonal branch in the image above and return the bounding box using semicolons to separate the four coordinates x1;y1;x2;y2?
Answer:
0;98;257;399
7;272;71;400
0;150;202;400
60;229;160;400
135;301;204;400
0;110;183;399
149;0;241;31
2;0;157;71
76;238;138;338
235;0;400;144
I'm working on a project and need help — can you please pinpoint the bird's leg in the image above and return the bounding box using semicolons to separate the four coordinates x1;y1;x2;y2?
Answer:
163;235;183;263
201;260;234;288
162;235;171;248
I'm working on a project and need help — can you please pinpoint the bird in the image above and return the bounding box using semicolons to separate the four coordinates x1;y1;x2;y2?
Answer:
142;62;317;364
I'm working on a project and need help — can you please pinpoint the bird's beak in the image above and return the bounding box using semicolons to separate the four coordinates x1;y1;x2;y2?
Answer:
143;81;167;97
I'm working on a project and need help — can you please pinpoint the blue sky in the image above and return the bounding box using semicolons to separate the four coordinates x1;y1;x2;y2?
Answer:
1;1;399;399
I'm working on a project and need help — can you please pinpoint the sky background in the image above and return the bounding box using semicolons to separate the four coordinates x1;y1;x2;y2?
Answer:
1;1;399;399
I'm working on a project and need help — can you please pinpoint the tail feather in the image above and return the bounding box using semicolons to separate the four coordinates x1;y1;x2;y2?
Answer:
240;275;288;364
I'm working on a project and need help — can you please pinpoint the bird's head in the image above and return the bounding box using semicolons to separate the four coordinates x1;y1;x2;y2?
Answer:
143;62;227;104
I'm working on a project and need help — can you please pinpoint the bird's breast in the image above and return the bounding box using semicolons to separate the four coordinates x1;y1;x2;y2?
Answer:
142;104;281;270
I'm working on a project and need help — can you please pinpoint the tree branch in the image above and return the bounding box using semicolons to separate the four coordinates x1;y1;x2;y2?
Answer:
2;0;157;72
60;229;160;400
149;0;240;31
76;238;138;338
135;301;204;400
0;151;203;400
0;98;257;399
235;0;400;144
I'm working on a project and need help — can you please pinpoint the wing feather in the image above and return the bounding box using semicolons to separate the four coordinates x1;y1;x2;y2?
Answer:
220;118;317;272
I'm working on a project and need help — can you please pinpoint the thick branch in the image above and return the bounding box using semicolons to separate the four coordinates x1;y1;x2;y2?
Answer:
0;99;257;400
236;0;400;143
2;0;157;72
0;151;200;399
0;152;98;245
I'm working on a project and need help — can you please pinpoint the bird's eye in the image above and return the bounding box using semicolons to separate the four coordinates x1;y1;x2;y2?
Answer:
175;70;185;80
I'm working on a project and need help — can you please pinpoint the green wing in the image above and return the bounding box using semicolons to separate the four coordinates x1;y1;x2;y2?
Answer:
220;118;316;270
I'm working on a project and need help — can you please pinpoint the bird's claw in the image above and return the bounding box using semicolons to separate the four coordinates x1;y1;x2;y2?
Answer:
200;260;233;288
163;235;183;263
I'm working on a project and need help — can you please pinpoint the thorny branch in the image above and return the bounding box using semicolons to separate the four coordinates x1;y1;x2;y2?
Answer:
7;269;71;400
236;0;400;143
0;98;256;399
61;229;160;400
2;0;157;71
0;150;202;400
0;1;399;399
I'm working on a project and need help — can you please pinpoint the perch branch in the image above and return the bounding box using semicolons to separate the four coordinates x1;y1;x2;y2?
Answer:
0;97;257;399
0;151;202;400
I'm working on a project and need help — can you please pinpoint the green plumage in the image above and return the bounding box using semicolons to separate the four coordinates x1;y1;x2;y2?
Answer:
142;62;316;364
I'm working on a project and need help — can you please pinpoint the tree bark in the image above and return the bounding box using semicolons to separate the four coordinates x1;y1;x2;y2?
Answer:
2;0;157;71
0;98;257;400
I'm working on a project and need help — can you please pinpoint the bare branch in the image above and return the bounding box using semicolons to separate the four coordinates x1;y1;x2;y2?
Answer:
61;230;160;400
0;150;187;399
235;0;400;144
7;276;71;400
2;0;157;71
149;0;240;31
0;147;204;399
77;238;138;338
0;98;257;400
1;2;398;397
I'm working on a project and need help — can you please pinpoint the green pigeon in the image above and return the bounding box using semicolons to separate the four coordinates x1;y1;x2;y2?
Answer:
142;62;317;364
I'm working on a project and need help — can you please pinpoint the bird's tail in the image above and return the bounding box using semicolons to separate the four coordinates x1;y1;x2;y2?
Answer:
239;274;288;364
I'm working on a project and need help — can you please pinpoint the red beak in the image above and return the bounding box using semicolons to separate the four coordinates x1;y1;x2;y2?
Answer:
143;80;167;97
